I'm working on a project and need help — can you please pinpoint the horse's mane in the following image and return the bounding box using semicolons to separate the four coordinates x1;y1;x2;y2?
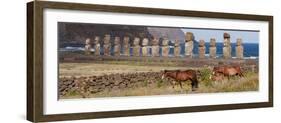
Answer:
164;69;180;73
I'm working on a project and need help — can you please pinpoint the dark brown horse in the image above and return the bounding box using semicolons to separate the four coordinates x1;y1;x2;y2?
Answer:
161;69;199;91
211;65;244;80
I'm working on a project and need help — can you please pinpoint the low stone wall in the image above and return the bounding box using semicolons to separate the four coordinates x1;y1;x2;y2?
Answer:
59;72;163;97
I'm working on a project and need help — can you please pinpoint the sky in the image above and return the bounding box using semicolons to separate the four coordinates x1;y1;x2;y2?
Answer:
182;28;259;43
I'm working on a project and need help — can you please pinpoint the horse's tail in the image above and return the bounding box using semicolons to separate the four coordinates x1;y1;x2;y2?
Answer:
191;78;199;91
194;78;199;88
192;72;199;89
195;70;201;77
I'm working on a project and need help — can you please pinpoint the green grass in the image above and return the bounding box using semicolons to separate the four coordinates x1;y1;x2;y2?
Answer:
143;80;148;87
196;71;258;93
199;68;213;87
64;90;79;97
157;80;164;88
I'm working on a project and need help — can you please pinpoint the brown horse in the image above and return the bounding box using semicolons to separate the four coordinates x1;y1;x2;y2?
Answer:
211;65;244;80
161;69;199;91
210;72;224;82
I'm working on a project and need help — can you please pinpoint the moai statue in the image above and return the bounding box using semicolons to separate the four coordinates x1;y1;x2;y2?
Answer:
113;37;121;56
132;37;141;56
236;38;244;59
123;36;130;56
103;34;111;56
185;32;194;58
142;38;149;57
84;38;92;55
198;39;206;59
151;37;160;57
94;36;101;56
161;37;169;57
174;39;181;57
223;33;232;59
209;38;217;59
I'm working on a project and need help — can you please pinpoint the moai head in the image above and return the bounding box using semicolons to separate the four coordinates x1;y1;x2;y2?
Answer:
142;38;149;46
152;37;159;46
85;38;92;55
223;33;231;47
123;36;130;45
174;39;180;47
223;33;230;39
236;38;243;46
162;37;169;46
133;37;140;46
85;38;91;45
199;39;205;47
185;32;194;42
94;36;100;44
210;38;216;47
114;37;120;45
104;34;111;44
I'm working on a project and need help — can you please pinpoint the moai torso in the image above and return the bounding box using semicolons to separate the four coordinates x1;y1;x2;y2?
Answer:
103;34;111;56
142;38;149;57
85;38;92;55
113;37;121;56
209;38;217;59
94;36;100;56
185;32;194;58
161;37;169;57
151;37;160;57
236;38;244;59
132;37;141;56
198;39;206;59
123;36;130;56
223;33;231;59
174;39;181;57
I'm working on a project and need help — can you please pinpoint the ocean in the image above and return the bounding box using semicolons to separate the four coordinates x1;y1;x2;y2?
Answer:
190;42;259;58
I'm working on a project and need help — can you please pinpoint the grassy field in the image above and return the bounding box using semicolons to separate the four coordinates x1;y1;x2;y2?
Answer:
59;62;258;99
59;62;198;77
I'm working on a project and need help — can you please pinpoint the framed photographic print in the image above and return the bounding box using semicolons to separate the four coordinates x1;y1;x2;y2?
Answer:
27;1;273;122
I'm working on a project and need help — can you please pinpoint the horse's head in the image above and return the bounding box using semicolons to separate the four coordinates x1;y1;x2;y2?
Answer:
210;66;223;80
210;72;224;81
161;70;167;79
161;70;179;79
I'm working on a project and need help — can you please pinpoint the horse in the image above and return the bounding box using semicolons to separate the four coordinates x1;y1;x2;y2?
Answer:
161;69;199;91
210;65;244;81
210;72;224;83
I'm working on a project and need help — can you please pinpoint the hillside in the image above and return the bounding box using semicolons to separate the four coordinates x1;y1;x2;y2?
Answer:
58;22;186;44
